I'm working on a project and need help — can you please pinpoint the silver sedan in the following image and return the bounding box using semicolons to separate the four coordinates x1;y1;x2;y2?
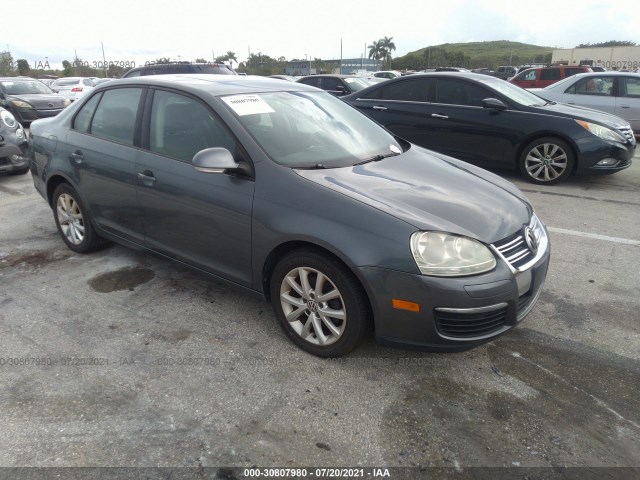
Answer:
529;71;640;134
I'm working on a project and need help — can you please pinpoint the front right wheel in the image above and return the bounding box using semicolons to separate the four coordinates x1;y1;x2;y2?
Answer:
270;249;370;357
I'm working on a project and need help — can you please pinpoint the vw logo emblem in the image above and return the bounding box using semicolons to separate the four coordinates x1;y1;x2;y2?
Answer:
524;226;538;254
306;299;319;312
48;103;53;107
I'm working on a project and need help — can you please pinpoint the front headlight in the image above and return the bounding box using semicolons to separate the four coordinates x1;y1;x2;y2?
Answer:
1;109;17;128
10;100;34;109
576;120;625;143
410;232;497;277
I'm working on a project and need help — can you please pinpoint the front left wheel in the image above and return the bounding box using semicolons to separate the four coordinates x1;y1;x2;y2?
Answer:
519;137;575;185
270;249;370;357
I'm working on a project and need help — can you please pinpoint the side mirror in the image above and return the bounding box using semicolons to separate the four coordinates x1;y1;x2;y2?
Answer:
192;147;251;176
481;98;508;111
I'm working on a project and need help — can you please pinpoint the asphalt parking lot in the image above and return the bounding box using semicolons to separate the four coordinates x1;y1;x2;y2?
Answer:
1;150;639;476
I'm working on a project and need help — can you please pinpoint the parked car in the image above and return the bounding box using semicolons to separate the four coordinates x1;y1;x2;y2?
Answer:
29;75;549;357
122;62;236;78
510;65;592;88
92;78;115;86
0;77;69;126
471;68;495;76
296;74;370;96
342;72;636;184
268;75;296;82
373;70;402;79
529;72;640;134
494;66;517;80
0;107;28;175
50;77;97;102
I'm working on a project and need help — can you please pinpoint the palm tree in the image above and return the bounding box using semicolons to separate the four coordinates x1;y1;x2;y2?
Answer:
380;36;396;69
226;51;237;68
368;40;384;69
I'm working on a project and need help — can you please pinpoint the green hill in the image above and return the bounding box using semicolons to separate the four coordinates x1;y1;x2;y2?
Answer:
392;40;553;70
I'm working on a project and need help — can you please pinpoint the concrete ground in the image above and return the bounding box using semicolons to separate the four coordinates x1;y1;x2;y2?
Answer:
0;148;638;476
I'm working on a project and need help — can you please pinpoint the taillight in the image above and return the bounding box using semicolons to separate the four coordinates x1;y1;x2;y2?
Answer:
71;87;83;92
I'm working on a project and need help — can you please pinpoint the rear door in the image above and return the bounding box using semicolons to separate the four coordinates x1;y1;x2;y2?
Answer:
66;87;146;243
537;68;561;87
135;88;255;286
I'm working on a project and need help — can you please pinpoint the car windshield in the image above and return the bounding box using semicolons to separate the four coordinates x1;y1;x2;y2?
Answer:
477;77;548;106
1;80;54;95
224;91;403;168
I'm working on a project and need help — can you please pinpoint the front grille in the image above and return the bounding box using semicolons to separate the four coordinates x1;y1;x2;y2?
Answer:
492;214;546;272
493;231;535;270
617;126;634;143
434;305;508;339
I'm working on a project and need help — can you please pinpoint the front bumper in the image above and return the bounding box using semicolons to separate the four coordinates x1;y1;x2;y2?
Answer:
0;142;29;173
358;229;550;352
575;135;635;175
14;107;64;124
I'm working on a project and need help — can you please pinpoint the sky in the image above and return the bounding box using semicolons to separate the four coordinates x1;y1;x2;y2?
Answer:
6;0;639;70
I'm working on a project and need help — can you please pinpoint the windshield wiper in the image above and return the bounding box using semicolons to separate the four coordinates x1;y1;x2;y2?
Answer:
354;152;400;166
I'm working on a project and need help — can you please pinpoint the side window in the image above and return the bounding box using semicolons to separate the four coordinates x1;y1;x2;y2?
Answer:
73;93;103;132
620;77;640;97
520;70;537;81
435;79;490;107
540;69;561;80
149;90;236;162
374;78;434;102
90;88;142;145
321;77;342;92
571;77;614;96
83;79;95;87
125;69;142;78
298;77;320;87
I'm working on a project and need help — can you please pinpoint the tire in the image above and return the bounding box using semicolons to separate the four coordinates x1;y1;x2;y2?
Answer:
52;184;109;253
270;249;370;357
519;137;575;185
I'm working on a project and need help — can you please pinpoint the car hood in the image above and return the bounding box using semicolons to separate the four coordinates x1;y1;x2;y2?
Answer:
528;101;629;128
9;93;66;109
294;146;532;244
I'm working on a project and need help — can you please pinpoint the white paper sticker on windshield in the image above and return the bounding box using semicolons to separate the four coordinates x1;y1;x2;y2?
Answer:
222;95;275;116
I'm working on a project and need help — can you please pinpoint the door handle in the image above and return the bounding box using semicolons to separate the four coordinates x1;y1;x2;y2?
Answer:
431;113;449;119
137;171;156;185
619;104;630;108
70;150;84;164
372;105;387;111
567;102;575;105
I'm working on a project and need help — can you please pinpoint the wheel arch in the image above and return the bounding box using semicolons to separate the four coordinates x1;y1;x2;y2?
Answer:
261;240;375;331
515;132;580;174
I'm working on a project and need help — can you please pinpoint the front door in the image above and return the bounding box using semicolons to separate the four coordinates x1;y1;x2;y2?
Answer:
136;89;255;286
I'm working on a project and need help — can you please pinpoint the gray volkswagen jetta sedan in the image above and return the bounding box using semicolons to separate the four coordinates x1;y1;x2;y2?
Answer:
28;75;550;357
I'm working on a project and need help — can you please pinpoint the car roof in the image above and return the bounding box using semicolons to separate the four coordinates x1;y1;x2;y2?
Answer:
0;76;38;82
298;74;355;79
98;74;320;96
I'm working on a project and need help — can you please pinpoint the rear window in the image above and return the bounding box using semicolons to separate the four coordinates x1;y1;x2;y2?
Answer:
53;79;81;86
